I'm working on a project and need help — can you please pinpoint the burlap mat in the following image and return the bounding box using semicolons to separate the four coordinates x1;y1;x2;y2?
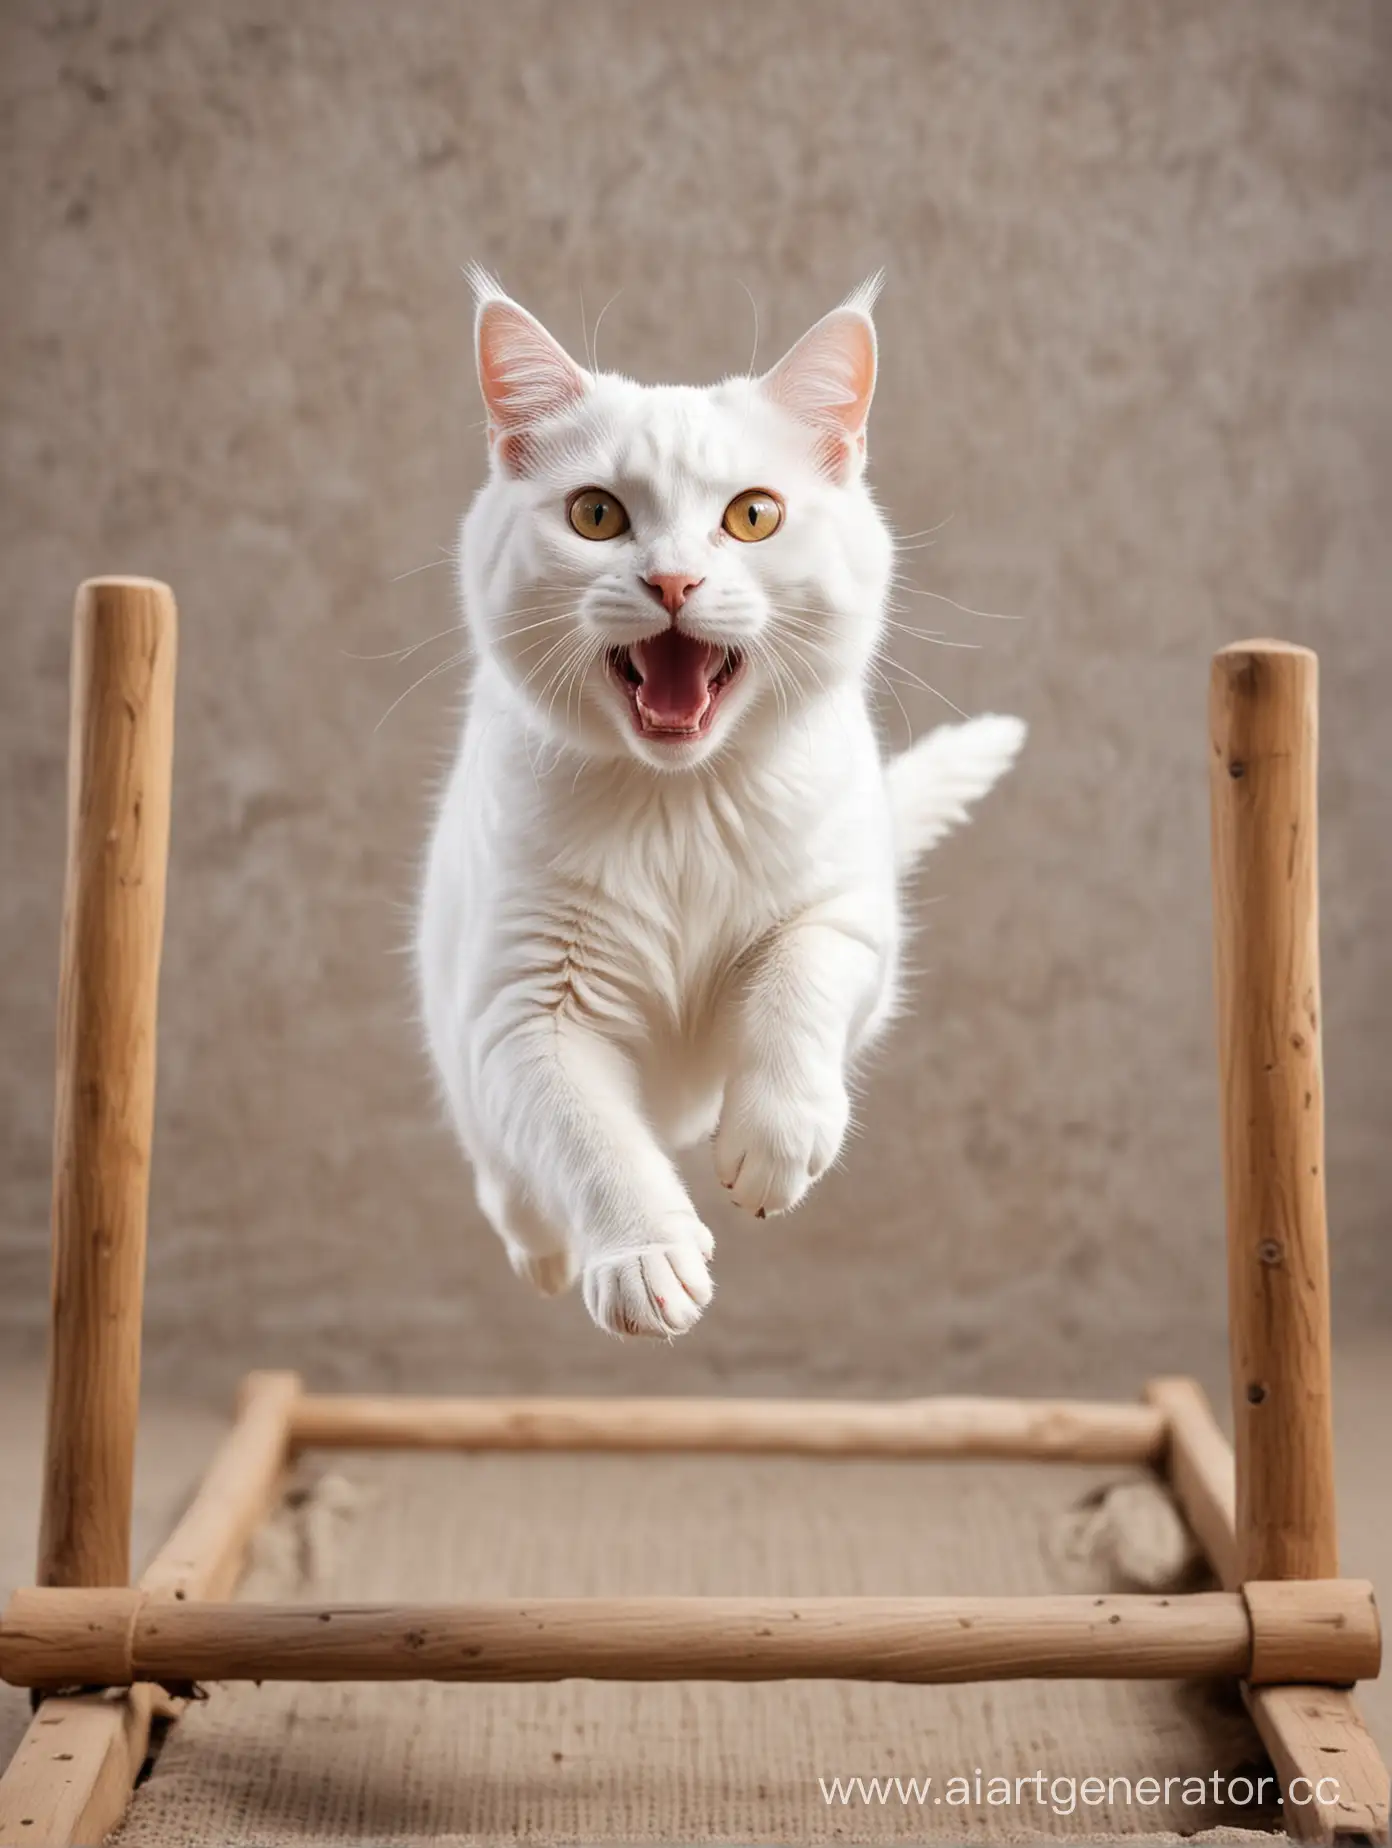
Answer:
111;1451;1280;1843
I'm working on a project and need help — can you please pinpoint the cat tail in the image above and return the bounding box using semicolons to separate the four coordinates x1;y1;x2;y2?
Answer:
885;714;1027;873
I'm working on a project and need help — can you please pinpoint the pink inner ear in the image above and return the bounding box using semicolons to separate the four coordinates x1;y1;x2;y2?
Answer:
477;299;587;440
762;308;877;449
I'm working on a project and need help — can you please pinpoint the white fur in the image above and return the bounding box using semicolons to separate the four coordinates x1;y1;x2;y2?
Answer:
417;276;1025;1338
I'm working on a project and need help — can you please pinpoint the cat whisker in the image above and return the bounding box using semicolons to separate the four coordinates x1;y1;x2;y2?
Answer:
889;576;1022;622
539;637;598;741
862;657;916;750
353;603;576;670
520;627;587;696
896;514;956;543
524;640;590;776
495;612;577;646
882;616;980;651
771;613;920;748
872;647;970;720
738;278;761;377
553;644;591;734
590;288;623;373
774;601;977;652
744;634;805;748
390;547;458;584
372;646;471;735
532;628;593;700
343;620;468;664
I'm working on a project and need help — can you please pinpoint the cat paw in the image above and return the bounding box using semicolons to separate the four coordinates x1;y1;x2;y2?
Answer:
713;1078;850;1217
582;1226;714;1338
508;1244;576;1297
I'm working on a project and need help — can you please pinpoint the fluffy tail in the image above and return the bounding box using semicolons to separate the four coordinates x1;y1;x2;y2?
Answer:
886;714;1027;872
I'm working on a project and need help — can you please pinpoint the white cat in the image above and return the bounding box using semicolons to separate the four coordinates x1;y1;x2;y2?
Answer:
417;271;1024;1339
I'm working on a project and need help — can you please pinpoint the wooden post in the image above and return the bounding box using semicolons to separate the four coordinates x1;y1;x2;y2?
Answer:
1;1372;298;1848
1147;1379;1388;1843
38;578;178;1589
1209;641;1338;1583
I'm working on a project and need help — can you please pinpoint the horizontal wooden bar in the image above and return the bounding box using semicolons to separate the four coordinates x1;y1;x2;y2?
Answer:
0;1371;301;1848
7;1577;1374;1697
0;1590;1264;1687
288;1393;1167;1463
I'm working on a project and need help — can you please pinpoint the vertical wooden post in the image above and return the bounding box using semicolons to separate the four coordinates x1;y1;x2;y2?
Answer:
1209;640;1338;1584
38;578;178;1589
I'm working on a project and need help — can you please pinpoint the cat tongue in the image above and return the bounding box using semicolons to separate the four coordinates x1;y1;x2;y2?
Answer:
631;631;722;730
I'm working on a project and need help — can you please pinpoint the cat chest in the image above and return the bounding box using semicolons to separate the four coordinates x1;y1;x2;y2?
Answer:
538;863;768;1040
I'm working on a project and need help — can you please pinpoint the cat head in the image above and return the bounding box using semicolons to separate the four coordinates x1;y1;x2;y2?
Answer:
459;269;893;771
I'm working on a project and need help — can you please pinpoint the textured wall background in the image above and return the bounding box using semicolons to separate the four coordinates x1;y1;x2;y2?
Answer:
2;1;1388;1406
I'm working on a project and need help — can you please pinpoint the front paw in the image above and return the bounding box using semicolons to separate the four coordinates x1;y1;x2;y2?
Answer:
582;1220;715;1339
713;1074;851;1217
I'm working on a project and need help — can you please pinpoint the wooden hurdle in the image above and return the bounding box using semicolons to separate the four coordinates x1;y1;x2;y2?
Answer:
0;580;1386;1846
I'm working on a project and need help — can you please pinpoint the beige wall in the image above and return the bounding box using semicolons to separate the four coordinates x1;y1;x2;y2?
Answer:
3;1;1389;1406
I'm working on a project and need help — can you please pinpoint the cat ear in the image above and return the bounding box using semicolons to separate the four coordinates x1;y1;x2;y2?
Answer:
758;274;881;479
468;266;591;475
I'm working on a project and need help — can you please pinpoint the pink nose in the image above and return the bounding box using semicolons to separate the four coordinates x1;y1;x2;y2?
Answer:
642;572;705;618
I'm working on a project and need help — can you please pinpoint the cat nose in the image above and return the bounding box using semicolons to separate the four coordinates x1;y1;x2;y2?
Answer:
642;572;705;618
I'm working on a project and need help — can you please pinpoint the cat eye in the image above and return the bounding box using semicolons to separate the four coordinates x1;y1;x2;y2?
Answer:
722;489;784;543
567;488;630;541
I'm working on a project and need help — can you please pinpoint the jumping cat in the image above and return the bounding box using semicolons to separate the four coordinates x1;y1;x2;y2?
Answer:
417;272;1024;1338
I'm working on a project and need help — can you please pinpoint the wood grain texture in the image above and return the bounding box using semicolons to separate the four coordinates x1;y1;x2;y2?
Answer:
288;1393;1167;1462
1209;641;1338;1583
0;1372;298;1848
2;1591;1263;1688
62;1444;1311;1843
0;1692;156;1848
1251;1684;1391;1844
1242;1579;1380;1688
1145;1370;1386;1841
38;578;178;1592
0;1590;142;1689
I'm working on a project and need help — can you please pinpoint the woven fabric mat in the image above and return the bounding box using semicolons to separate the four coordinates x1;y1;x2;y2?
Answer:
111;1451;1280;1844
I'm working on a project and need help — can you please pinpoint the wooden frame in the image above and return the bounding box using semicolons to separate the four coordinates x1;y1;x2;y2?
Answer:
0;582;1386;1846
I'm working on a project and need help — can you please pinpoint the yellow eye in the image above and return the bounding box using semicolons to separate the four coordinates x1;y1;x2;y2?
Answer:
567;488;630;541
722;489;783;543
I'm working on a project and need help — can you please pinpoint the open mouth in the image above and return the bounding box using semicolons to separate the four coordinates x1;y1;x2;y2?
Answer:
606;632;744;741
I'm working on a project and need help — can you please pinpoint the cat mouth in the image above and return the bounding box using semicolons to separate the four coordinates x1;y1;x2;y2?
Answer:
606;632;744;741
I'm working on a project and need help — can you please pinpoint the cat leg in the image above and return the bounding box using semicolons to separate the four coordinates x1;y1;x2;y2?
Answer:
474;1165;575;1297
475;1013;714;1337
713;915;883;1218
